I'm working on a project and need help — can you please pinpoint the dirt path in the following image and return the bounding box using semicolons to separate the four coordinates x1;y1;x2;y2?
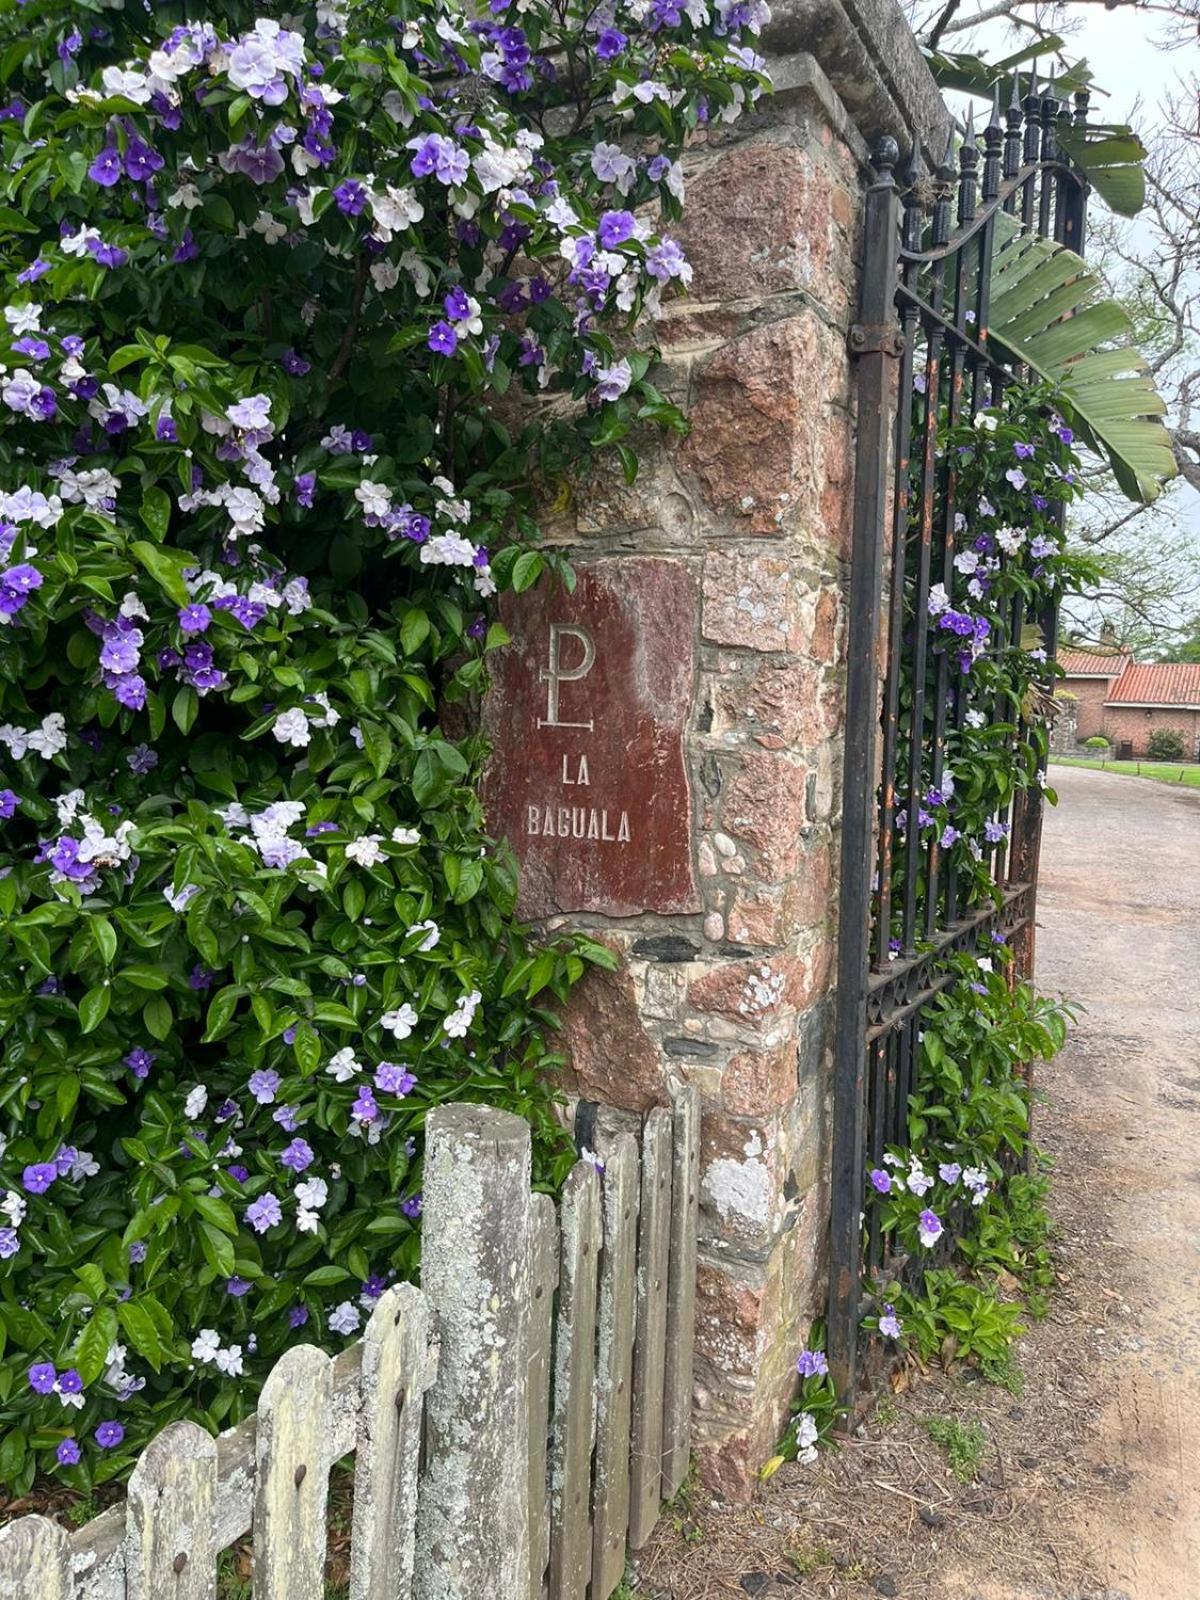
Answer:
639;763;1200;1600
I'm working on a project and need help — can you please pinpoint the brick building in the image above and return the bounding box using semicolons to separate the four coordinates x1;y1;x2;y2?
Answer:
1058;652;1200;758
1056;646;1132;740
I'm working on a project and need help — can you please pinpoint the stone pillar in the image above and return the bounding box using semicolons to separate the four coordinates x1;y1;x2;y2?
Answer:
483;2;950;1499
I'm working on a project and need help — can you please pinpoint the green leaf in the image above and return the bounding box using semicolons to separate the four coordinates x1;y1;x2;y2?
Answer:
91;916;117;966
78;984;111;1034
987;219;1176;502
130;539;191;605
139;487;172;542
117;1300;166;1372
511;550;545;593
74;1306;119;1385
143;995;173;1041
302;1264;351;1286
173;684;199;736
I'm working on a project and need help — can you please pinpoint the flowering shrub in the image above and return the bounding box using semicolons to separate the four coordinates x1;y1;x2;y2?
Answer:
0;1;769;1489
880;381;1099;929
863;948;1071;1367
763;1337;842;1477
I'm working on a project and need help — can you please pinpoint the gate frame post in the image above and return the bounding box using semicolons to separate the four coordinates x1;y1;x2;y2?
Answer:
828;137;903;1405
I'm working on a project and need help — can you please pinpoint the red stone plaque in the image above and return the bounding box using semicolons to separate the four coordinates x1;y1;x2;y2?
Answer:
483;557;700;918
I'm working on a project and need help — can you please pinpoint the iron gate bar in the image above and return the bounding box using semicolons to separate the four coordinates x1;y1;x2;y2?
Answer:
828;136;902;1399
828;80;1090;1401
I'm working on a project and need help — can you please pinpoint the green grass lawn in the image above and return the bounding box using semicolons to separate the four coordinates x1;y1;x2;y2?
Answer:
1052;756;1200;789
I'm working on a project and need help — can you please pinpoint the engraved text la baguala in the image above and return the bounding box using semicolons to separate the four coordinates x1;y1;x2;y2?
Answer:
527;623;631;845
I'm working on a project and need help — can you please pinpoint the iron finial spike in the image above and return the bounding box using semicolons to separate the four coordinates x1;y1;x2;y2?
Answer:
940;125;956;173
990;85;1002;128
1008;69;1022;112
963;103;976;138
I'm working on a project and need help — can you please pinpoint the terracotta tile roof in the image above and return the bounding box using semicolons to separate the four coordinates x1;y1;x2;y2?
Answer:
1058;647;1132;679
1105;662;1200;709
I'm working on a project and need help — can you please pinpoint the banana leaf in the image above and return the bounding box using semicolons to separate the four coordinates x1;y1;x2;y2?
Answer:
986;225;1175;502
925;44;1146;215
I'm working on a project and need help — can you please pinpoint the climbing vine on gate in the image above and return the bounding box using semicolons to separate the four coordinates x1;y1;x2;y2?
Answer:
0;1;769;1490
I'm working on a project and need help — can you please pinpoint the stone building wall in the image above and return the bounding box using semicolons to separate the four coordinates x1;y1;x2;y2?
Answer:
482;0;950;1498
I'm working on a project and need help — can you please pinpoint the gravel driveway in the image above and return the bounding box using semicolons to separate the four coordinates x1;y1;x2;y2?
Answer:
639;761;1200;1600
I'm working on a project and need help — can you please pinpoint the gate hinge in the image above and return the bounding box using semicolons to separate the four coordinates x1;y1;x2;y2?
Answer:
848;322;905;357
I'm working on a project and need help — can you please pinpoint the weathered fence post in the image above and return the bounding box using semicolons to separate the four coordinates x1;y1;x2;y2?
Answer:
527;1192;560;1600
126;1419;218;1599
350;1283;434;1600
661;1083;700;1501
415;1103;533;1600
549;1159;602;1600
628;1106;672;1548
254;1343;335;1600
0;1514;72;1598
591;1134;639;1599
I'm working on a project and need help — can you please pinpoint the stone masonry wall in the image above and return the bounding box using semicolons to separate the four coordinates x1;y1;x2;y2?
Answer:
484;69;863;1499
1102;704;1200;759
481;0;952;1499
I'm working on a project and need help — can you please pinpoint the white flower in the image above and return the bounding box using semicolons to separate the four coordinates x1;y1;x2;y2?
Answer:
443;990;481;1039
391;826;420;845
328;1300;361;1336
295;1176;328;1211
297;1207;321;1234
346;835;386;868
381;1003;418;1041
164;882;202;913
227;394;273;431
1;1190;26;1227
371;260;401;292
906;1165;933;1197
965;709;987;729
191;1329;221;1364
69;1150;99;1181
273;708;311;748
974;411;999;432
794;1411;820;1464
355;480;392;519
927;583;951;618
407;919;439;951
101;67;152;104
996;525;1026;556
215;1344;245;1376
56;1383;86;1410
252;210;289;244
184;1085;208;1120
5;303;41;335
167;183;203;211
326;1047;360;1083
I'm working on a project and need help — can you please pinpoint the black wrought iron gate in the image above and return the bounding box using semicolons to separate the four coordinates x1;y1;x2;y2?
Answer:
828;82;1091;1397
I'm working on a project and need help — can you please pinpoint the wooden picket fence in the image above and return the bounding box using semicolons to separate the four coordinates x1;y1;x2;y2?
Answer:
0;1089;700;1600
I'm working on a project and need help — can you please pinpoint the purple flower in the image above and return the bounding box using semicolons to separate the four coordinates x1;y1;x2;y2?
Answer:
917;1208;943;1247
0;788;18;819
189;965;214;991
294;472;316;508
86;238;129;270
57;1369;82;1395
280;1137;314;1173
88;147;123;187
878;1305;903;1340
129;1241;148;1264
595;27;628;58
400;1192;423;1219
0;1229;19;1258
598;209;636;249
273;1103;300;1133
984;821;1009;844
28;1362;57;1394
230;144;285;186
869;1168;892;1194
245;1193;282;1234
127;743;157;776
17;258;50;285
178;603;211;636
796;1349;829;1378
282;349;311;376
351;1084;380;1123
428;320;458;357
94;1421;124;1449
289;1303;310;1328
23;1163;57;1195
375;1062;416;1097
226;1278;254;1301
123;138;163;183
249;1069;280;1105
333;179;367;216
56;1438;82;1466
940;825;960;849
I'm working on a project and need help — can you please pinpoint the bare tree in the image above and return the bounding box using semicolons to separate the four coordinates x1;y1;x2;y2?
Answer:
909;0;1199;51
